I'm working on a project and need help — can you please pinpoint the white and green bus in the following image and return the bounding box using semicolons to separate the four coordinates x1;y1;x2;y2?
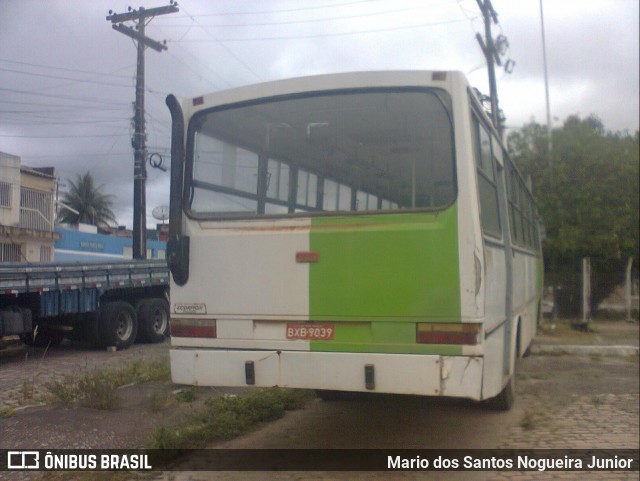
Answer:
165;71;542;410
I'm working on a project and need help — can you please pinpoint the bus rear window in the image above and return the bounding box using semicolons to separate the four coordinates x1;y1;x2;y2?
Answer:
189;89;455;217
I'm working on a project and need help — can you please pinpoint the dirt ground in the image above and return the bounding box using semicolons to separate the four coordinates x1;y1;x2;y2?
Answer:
0;375;257;451
0;320;637;481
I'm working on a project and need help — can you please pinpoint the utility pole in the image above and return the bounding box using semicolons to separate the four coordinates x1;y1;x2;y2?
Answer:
475;0;506;135
539;0;553;156
106;2;179;259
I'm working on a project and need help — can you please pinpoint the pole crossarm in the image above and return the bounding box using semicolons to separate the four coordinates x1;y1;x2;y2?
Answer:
111;24;167;52
106;5;178;23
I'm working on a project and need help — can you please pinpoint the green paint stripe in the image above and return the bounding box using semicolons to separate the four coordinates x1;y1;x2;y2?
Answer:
308;205;461;353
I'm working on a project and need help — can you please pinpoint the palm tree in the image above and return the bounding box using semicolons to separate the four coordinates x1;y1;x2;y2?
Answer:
58;172;117;227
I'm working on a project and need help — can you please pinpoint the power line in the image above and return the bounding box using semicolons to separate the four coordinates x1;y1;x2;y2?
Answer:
173;17;475;43
4;59;140;99
162;0;380;18
180;5;263;82
0;118;128;126
0;66;134;89
158;3;454;28
0;87;131;107
151;22;231;89
0;58;135;81
0;132;128;139
456;0;483;36
11;149;170;160
0;99;130;110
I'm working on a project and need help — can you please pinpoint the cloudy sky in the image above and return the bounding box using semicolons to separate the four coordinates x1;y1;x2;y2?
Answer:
1;0;638;229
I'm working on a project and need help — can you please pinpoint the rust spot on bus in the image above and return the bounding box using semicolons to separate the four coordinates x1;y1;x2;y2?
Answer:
296;251;319;263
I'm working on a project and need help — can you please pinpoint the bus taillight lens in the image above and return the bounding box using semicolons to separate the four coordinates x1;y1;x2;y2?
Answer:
416;323;480;345
170;319;217;338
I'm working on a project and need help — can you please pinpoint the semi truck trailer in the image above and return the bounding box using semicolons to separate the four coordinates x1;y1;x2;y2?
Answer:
0;259;169;350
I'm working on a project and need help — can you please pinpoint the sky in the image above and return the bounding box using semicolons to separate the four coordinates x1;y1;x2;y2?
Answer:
1;0;638;229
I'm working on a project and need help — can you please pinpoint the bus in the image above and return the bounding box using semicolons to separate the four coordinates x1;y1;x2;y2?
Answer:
165;71;543;410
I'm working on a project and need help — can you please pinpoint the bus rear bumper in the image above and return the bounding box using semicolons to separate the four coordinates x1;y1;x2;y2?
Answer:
170;349;483;400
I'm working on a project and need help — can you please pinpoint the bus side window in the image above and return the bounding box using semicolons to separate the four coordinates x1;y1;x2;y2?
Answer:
473;117;502;238
295;169;318;210
506;159;538;250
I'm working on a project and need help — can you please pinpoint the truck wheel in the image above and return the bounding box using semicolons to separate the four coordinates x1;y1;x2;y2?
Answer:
98;301;138;350
136;298;169;343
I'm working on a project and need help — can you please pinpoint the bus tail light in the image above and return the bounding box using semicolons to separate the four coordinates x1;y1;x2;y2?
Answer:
170;319;217;338
416;323;480;345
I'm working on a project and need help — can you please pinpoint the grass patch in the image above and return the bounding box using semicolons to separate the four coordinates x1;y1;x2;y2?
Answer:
147;392;169;413
520;407;547;431
175;388;197;403
149;388;312;450
0;406;16;418
45;359;170;410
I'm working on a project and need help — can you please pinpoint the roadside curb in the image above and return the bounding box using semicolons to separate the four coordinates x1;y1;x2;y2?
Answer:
531;343;639;357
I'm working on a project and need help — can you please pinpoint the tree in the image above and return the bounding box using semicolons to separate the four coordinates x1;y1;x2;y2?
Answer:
58;172;117;228
508;115;639;317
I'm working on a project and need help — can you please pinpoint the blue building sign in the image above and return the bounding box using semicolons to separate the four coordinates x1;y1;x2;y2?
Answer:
54;227;166;262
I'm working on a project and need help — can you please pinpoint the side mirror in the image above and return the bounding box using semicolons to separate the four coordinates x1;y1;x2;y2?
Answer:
166;94;189;286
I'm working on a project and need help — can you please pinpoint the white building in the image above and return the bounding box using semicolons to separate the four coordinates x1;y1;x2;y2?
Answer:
0;151;58;263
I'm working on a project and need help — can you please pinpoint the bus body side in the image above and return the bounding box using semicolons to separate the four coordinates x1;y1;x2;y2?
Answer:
167;71;542;404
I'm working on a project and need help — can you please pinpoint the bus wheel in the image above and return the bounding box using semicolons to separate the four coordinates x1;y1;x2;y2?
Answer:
98;301;138;350
487;323;519;411
487;376;515;411
136;298;169;343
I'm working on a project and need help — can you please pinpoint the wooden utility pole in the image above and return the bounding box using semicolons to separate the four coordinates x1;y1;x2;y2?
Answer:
106;2;178;259
475;0;504;135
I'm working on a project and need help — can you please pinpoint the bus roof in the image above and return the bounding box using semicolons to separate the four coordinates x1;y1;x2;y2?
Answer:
180;70;468;116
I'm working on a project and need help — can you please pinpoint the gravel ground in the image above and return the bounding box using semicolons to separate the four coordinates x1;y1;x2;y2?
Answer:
0;320;637;481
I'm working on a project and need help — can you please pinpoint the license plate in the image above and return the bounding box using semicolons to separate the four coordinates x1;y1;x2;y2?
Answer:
286;323;335;340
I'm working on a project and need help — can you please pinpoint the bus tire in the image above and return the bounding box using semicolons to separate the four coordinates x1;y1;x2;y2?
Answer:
487;376;515;411
136;298;169;343
98;301;138;350
488;321;520;411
